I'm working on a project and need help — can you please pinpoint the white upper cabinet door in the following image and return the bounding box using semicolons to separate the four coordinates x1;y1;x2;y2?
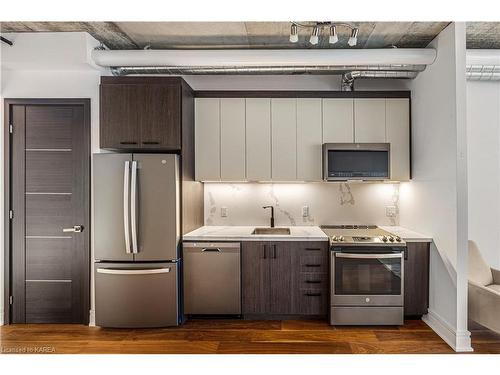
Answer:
322;98;354;143
195;98;220;181
386;98;410;181
354;98;386;143
220;98;246;181
271;98;297;181
297;98;322;181
246;98;271;181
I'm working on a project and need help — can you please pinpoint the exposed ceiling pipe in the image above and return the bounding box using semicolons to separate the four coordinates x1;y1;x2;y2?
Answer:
110;64;427;76
92;48;437;68
466;49;500;81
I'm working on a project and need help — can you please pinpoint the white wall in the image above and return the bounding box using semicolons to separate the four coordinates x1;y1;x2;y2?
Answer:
0;32;103;325
204;182;400;227
399;23;471;351
467;80;500;268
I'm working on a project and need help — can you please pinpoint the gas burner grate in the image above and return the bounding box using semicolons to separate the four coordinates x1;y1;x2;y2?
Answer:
321;225;378;230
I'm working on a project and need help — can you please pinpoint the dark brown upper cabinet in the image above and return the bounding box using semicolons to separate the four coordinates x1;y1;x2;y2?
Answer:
100;77;188;151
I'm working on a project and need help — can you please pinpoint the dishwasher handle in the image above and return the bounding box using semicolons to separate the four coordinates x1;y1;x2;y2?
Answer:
201;248;222;252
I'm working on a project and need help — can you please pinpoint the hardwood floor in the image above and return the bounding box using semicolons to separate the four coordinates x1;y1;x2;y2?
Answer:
0;319;499;354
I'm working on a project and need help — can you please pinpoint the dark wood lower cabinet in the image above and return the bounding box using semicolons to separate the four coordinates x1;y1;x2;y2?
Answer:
242;240;329;317
404;242;430;316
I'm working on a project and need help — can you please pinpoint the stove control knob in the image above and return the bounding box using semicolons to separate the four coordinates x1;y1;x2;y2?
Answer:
332;236;338;242
395;236;402;242
389;236;395;242
365;297;370;303
382;236;388;242
339;236;345;242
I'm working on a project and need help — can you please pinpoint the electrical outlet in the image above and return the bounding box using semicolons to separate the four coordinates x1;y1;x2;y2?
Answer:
302;206;309;217
385;206;397;218
220;207;228;218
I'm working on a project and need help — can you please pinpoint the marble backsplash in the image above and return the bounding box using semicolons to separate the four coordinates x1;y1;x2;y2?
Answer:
204;182;400;227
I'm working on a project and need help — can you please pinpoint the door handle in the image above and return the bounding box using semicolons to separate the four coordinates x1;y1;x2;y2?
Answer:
123;161;132;254
63;225;84;233
130;160;139;254
97;268;171;275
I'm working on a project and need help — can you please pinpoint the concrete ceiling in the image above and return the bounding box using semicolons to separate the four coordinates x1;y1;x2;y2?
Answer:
467;22;500;49
1;22;498;50
1;21;450;50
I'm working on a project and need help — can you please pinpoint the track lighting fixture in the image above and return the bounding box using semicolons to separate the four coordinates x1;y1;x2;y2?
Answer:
348;28;359;47
289;24;299;43
309;26;319;45
329;25;338;45
289;22;359;47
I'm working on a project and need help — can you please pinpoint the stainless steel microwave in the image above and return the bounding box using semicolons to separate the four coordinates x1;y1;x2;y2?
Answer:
322;143;391;181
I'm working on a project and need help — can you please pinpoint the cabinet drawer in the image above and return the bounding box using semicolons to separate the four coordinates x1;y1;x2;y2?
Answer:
299;272;328;288
293;289;328;315
298;254;328;273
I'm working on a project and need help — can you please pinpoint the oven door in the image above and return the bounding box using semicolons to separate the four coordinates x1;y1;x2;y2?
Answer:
331;251;404;306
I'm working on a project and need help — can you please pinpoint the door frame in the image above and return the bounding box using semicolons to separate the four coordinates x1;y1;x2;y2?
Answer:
3;98;91;324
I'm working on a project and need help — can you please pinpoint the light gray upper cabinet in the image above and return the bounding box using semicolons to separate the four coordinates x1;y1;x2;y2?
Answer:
386;98;410;181
271;98;297;181
297;98;322;181
354;98;386;143
195;98;220;181
220;98;246;181
322;98;354;143
194;95;410;182
246;98;271;181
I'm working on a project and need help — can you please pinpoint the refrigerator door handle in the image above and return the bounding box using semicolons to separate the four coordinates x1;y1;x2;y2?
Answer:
131;160;139;254
97;267;171;275
123;161;132;254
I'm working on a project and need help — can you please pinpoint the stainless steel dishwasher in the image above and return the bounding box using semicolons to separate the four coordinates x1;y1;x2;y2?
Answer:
183;242;241;315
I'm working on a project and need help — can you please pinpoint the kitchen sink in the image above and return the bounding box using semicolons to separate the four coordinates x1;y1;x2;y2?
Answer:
252;227;291;235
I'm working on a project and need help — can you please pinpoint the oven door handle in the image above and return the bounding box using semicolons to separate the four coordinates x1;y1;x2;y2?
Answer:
335;252;402;259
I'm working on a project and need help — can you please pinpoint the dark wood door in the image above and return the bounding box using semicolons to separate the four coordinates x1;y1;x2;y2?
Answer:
404;242;430;316
241;241;271;314
268;242;293;314
6;99;90;324
100;84;140;148
138;84;181;149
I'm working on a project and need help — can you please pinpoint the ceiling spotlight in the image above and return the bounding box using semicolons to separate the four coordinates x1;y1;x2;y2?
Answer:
348;28;359;47
309;26;320;45
289;24;299;43
329;25;338;45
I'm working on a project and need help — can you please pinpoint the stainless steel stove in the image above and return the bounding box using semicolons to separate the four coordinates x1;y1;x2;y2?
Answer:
321;225;406;326
321;224;405;246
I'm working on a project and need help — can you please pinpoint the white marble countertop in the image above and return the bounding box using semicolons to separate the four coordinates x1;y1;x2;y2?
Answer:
380;226;433;242
183;226;329;242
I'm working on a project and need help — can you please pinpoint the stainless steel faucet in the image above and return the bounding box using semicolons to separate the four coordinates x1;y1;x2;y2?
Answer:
262;206;275;228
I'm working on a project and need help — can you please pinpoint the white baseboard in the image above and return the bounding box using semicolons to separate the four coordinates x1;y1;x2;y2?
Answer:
89;309;95;327
0;311;4;326
423;309;473;352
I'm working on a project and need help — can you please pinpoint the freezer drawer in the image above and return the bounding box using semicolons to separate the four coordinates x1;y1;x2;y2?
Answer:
95;262;179;327
183;242;241;315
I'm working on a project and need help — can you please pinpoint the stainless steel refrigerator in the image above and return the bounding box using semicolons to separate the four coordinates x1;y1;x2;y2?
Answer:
93;153;180;327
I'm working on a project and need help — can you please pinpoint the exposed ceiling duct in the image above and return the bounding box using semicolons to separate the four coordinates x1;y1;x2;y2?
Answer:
92;48;436;87
466;49;500;81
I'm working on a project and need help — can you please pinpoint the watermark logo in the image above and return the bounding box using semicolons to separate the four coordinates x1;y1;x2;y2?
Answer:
1;346;56;354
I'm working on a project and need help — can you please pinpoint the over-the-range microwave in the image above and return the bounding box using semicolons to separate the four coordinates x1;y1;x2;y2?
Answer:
322;143;391;181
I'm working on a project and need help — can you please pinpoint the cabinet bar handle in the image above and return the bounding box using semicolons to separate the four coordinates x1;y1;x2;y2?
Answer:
305;264;321;267
305;280;322;284
262;244;267;259
142;141;160;145
273;244;277;259
120;141;137;145
305;292;322;297
305;248;321;251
